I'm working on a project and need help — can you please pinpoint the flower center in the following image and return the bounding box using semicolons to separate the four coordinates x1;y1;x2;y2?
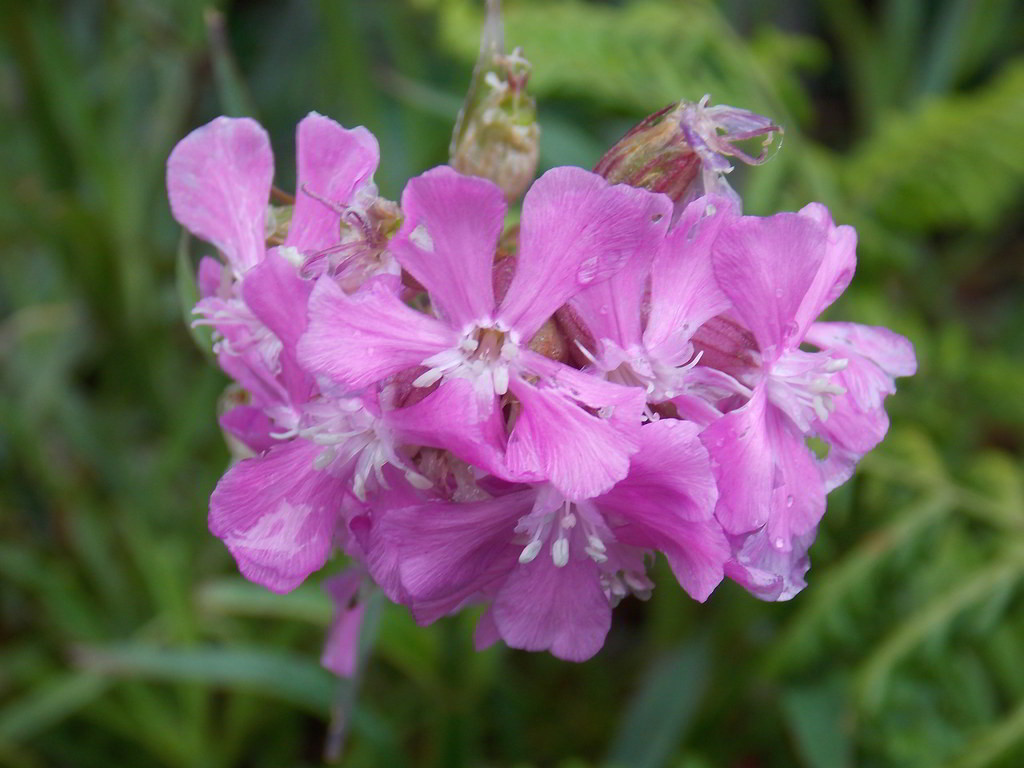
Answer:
766;350;847;432
413;321;521;398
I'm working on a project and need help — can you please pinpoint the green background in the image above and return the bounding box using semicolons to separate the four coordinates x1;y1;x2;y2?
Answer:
2;0;1023;766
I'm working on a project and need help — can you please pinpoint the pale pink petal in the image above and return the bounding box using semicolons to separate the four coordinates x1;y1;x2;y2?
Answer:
507;355;645;500
725;527;814;602
392;167;504;327
567;242;651;351
167;116;272;273
209;439;345;593
298;276;454;391
492;545;611;662
711;212;828;362
661;519;730;602
498;167;672;339
643;195;734;360
286;113;379;254
701;387;773;535
321;569;366;678
805;322;917;379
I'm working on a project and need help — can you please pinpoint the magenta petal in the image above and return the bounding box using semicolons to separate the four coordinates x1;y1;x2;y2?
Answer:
507;356;645;500
498;167;673;339
492;546;611;662
792;204;857;335
600;419;717;524
701;387;773;534
599;420;726;601
643;195;734;360
385;378;514;480
392;167;504;327
712;212;828;361
298;276;454;391
209;439;344;593
764;406;826;547
219;404;276;454
386;493;532;601
198;256;223;298
321;569;366;678
474;607;501;651
242;248;315;402
286;113;379;255
167;116;272;274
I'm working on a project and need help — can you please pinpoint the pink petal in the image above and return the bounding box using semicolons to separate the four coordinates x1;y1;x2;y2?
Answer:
384;493;532;602
701;387;773;534
492;545;611;662
218;404;276;454
725;527;814;602
321;569;366;678
209;439;345;593
643;195;734;361
385;378;515;480
298;276;454;391
498;167;672;339
805;322;917;379
392;167;504;327
167;116;272;274
792;204;857;336
764;406;826;548
507;355;645;500
474;607;501;651
242;248;315;403
600;419;717;524
286;113;379;255
711;211;828;362
198;256;223;298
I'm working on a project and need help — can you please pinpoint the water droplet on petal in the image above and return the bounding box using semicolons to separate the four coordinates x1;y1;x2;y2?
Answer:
786;495;794;508
577;256;599;284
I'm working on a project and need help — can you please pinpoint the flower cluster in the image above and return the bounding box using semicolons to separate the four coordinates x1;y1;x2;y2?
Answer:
167;105;915;665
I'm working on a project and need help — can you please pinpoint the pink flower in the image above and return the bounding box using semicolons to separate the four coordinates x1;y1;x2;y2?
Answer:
299;165;672;500
699;203;916;599
364;419;726;661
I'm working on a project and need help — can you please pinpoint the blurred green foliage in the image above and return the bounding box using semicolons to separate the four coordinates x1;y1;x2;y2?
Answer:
2;0;1023;766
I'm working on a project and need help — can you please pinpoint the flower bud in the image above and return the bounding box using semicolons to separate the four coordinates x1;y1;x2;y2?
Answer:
595;95;781;210
450;0;540;202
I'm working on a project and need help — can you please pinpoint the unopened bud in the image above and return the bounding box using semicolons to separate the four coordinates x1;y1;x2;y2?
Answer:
450;0;540;202
595;95;781;210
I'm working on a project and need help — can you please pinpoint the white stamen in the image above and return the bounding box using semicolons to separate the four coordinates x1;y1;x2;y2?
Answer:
519;539;542;564
824;357;848;372
551;536;569;568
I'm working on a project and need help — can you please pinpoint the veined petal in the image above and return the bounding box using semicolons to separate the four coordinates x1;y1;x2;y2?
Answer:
321;569;367;678
499;167;672;339
386;493;532;602
507;355;645;501
286;113;380;254
242;248;315;403
792;203;857;335
392;167;504;327
712;211;829;362
218;404;276;455
209;439;345;593
643;195;734;360
725;527;815;602
167;116;272;274
701;386;773;534
385;378;517;481
805;322;917;379
492;543;611;662
764;405;826;548
298;276;454;391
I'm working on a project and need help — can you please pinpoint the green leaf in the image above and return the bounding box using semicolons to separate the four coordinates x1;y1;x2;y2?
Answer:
605;637;710;768
197;577;333;625
781;676;854;768
0;673;110;745
74;644;336;714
